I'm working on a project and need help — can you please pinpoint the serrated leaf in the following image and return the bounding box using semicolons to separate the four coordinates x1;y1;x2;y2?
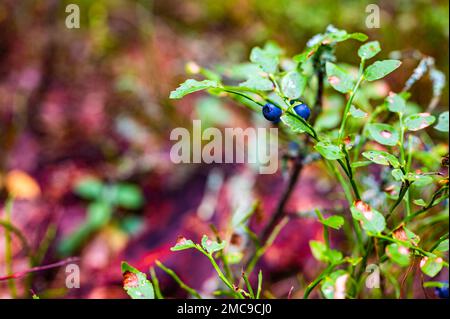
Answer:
404;113;436;131
386;92;406;114
349;105;367;118
170;79;220;99
320;215;345;230
364;60;401;81
434;111;449;132
326;62;354;93
366;123;399;146
281;71;306;99
420;256;444;277
321;270;349;299
386;243;410;267
362;150;400;168
170;237;196;251
358;41;381;60
201;235;226;254
314;141;345;160
239;73;274;91
250;46;279;74
351;201;386;234
74;177;104;200
121;262;154;299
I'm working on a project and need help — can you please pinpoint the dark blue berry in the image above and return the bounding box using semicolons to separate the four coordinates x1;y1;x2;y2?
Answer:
293;103;311;120
435;282;449;299
262;103;282;122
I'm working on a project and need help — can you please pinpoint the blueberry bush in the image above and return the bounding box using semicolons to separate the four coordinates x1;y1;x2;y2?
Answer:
121;26;449;299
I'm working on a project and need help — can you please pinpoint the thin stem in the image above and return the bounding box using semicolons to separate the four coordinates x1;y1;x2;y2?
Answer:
155;260;201;299
303;264;336;299
3;198;17;297
386;181;411;221
149;267;164;299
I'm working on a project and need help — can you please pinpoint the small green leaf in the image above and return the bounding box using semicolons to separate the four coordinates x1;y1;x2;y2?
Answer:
362;150;400;168
349;105;367;119
364;60;401;81
250;45;280;74
86;201;112;228
170;79;220;99
115;184;144;210
433;239;449;253
121;262;154;299
314;141;345;160
309;240;343;264
404;113;436;131
281;71;307;99
391;168;404;181
420;256;444;277
386;92;406;114
413;199;427;207
74;177;104;200
239;73;274;91
358;41;381;60
351;161;372;168
281;113;315;136
406;173;433;187
351;201;386;234
320;215;345;230
366;123;399;146
170;237;196;251
386;243;410;267
201;235;226;254
326;62;354;93
434;111;449;132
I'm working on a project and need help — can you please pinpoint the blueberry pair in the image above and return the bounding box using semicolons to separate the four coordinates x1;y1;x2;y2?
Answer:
262;100;310;123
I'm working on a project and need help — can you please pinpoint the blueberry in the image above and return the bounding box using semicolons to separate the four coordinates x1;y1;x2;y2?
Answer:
262;103;282;122
435;282;449;299
293;102;311;121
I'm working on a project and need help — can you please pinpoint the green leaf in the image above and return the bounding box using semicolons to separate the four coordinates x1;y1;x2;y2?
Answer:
239;73;274;91
86;201;112;228
169;79;220;99
404;113;436;131
121;262;154;299
366;123;399;146
326;62;354;93
386;92;406;114
351;201;386;234
406;173;433;187
309;240;343;264
115;184;144;210
320;215;345;230
413;199;427;207
420;256;444;277
349;105;367;119
170;237;196;251
281;113;315;136
433;239;449;253
281;71;307;99
362;150;400;168
321;270;349;299
351;161;372;168
74;177;104;200
250;45;280;74
358;41;381;60
314;141;345;160
364;60;401;81
434;111;449;132
201;235;226;254
391;168;404;181
386;243;410;267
